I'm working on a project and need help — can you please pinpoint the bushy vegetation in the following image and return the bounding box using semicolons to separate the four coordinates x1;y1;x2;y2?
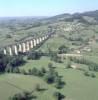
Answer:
53;92;65;100
84;71;96;78
27;50;43;60
0;52;26;73
9;91;36;100
9;56;26;67
50;52;63;63
69;57;98;71
66;58;71;68
0;10;98;100
58;45;68;54
0;53;11;72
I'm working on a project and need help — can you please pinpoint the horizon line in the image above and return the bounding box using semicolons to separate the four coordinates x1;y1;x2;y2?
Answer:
0;9;98;18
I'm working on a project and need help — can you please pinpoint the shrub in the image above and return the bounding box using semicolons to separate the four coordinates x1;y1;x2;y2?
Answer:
53;92;65;100
48;63;53;68
13;67;20;73
31;67;39;76
27;50;42;60
45;73;55;84
84;71;90;76
50;53;63;63
9;91;36;100
35;84;41;91
55;76;65;89
58;45;68;54
69;57;98;72
28;69;32;75
20;69;27;75
6;34;12;38
40;67;47;73
66;58;71;68
9;55;26;67
91;73;96;78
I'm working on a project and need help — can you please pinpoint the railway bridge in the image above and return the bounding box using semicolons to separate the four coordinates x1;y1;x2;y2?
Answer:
1;34;50;56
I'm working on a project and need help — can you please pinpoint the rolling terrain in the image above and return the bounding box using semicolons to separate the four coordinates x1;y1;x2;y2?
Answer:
0;10;98;100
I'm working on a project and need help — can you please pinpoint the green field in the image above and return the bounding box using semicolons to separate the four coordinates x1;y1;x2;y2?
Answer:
0;56;98;100
0;30;98;100
0;12;98;100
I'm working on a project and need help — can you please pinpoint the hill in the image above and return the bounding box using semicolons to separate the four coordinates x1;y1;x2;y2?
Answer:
0;10;98;100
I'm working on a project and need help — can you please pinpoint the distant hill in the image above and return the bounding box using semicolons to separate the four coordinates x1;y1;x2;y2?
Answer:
0;10;98;26
45;10;98;25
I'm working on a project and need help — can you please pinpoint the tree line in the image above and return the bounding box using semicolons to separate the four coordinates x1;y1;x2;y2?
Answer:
69;57;98;72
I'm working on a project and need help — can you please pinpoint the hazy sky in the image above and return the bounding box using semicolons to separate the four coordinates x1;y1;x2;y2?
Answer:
0;0;98;17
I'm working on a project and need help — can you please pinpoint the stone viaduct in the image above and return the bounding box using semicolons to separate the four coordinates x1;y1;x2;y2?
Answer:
1;34;50;56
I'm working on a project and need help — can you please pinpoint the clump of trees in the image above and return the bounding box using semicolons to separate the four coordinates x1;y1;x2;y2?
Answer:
69;57;98;72
67;35;83;42
84;71;96;78
55;76;66;89
28;67;46;77
45;63;65;89
35;84;41;91
45;66;57;84
27;50;43;60
27;48;63;63
5;66;20;73
53;92;65;100
9;56;26;67
58;45;68;54
27;63;66;89
50;52;63;63
0;52;26;73
66;58;71;68
0;53;11;72
6;34;12;38
9;91;36;100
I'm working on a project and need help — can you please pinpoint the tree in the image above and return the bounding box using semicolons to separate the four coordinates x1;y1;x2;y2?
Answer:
66;58;71;68
45;72;55;84
35;84;41;91
45;67;57;84
31;67;39;75
70;57;98;72
84;71;90;77
53;92;65;100
9;55;26;67
89;63;98;72
0;53;11;72
58;45;68;54
13;67;20;73
40;67;46;74
50;53;62;63
30;67;44;77
21;69;27;75
55;76;65;89
27;51;42;60
6;34;12;38
28;69;32;75
5;64;13;73
91;73;96;78
9;91;36;100
48;63;53;68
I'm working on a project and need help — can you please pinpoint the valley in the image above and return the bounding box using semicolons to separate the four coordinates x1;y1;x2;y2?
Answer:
0;10;98;100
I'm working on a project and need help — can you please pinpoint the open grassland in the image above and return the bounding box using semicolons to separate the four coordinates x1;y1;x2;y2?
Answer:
0;30;98;100
0;56;98;100
0;18;98;100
